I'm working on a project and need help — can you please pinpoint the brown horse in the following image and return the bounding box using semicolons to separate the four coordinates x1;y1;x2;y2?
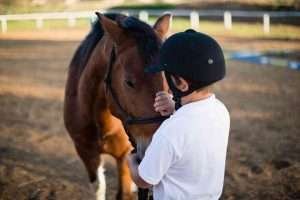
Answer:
64;13;171;200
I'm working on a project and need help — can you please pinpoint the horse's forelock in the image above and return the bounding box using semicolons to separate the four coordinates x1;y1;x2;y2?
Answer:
117;16;161;66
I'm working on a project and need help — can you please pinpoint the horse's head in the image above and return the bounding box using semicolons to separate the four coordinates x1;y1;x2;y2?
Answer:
97;13;171;156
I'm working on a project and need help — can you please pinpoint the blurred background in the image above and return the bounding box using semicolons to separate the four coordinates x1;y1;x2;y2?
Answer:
0;0;299;199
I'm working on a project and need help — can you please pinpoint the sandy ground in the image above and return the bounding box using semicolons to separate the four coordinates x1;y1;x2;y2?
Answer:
0;34;300;200
1;30;300;52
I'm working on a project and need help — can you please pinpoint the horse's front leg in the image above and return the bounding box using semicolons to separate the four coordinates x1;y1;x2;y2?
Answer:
138;188;150;200
116;155;136;200
94;163;106;200
101;129;135;200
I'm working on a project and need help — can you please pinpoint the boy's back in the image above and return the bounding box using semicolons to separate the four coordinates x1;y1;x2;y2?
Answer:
139;94;230;200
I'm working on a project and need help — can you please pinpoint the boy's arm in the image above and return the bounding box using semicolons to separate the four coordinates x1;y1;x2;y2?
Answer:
127;153;152;189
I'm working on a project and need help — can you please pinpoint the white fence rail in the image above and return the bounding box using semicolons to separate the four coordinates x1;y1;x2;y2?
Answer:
0;9;299;34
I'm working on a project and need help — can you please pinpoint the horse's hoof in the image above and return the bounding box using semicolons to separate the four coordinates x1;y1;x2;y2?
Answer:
116;192;134;200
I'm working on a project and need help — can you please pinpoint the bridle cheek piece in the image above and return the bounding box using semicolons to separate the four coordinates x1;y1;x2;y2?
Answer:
104;46;169;149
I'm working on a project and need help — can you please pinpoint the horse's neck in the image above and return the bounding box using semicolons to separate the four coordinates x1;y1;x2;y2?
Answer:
77;39;124;135
77;39;109;123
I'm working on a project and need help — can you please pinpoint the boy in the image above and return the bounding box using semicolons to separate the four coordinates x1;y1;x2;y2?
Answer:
127;29;230;200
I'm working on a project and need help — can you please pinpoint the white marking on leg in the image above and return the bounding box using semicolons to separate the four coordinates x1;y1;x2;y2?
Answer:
131;180;138;192
96;165;106;200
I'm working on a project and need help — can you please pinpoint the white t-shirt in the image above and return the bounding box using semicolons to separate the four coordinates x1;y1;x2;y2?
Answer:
138;94;230;200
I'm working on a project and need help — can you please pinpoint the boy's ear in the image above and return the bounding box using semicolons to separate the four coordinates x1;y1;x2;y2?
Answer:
171;75;189;92
153;13;172;39
95;12;127;45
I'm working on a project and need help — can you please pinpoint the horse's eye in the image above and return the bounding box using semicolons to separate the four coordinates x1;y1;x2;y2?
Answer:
125;80;135;88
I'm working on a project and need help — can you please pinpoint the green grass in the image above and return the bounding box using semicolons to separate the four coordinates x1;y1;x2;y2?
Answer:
0;3;65;15
0;1;106;15
0;1;174;15
4;19;91;32
2;17;300;40
110;3;175;10
149;16;300;40
1;0;299;14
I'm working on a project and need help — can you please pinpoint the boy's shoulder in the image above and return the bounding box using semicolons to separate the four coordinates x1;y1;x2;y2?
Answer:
153;94;229;139
156;115;182;134
214;97;230;119
153;112;189;141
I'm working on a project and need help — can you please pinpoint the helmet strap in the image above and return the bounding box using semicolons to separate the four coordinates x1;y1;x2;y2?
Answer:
165;72;196;110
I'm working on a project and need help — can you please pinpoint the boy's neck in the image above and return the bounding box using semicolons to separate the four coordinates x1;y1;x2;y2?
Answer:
181;90;212;106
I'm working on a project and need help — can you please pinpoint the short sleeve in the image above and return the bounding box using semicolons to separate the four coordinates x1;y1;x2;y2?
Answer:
138;134;178;185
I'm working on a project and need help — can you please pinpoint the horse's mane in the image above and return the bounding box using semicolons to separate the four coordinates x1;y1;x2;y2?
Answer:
70;13;160;74
118;16;161;65
69;13;118;74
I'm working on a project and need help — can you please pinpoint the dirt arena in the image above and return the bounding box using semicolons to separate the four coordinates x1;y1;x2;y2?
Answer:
0;34;300;200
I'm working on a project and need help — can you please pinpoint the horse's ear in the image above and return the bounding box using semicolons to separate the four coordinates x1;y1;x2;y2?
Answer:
153;13;172;39
95;12;125;45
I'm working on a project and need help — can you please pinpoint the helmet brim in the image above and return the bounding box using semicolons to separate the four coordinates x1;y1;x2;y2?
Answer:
144;64;165;73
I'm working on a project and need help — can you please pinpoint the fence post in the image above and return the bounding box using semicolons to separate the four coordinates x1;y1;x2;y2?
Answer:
0;17;7;33
36;17;43;29
139;11;149;23
190;11;199;30
68;16;76;27
224;11;232;30
263;13;270;34
122;11;129;16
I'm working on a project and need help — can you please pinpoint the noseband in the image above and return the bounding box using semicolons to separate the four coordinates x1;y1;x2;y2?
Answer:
104;46;169;126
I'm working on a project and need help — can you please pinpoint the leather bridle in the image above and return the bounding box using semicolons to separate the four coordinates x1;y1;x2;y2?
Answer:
104;46;169;127
104;46;168;200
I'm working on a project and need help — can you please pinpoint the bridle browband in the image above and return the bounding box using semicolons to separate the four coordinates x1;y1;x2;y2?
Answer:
104;46;169;126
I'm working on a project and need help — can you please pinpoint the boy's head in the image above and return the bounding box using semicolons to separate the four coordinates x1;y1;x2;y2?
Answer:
146;29;225;109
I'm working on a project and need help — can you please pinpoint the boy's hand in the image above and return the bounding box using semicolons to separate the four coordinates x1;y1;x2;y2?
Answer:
154;91;175;116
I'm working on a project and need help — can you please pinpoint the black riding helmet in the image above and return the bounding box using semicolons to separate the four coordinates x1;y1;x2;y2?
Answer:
146;29;226;109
